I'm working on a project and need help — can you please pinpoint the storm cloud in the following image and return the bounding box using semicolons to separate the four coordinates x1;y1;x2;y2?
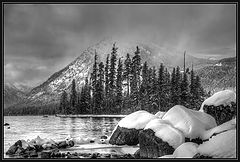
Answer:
3;4;236;87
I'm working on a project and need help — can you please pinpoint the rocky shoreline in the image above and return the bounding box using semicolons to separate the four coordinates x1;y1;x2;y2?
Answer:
10;151;136;159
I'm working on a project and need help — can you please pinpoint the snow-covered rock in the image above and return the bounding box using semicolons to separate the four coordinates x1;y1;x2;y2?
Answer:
138;119;184;158
155;111;166;119
158;119;237;159
172;142;199;158
202;118;236;140
199;90;236;125
109;110;157;146
200;90;236;110
162;105;217;140
198;129;236;158
144;119;185;149
118;110;157;129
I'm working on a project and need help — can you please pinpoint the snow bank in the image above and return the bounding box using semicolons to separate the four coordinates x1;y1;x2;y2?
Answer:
158;155;174;158
162;105;217;139
200;90;236;111
155;111;166;119
144;119;185;149
118;110;157;129
173;142;199;158
198;129;236;158
202;118;236;140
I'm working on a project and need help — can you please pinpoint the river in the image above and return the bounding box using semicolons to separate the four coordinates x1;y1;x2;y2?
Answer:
4;115;133;158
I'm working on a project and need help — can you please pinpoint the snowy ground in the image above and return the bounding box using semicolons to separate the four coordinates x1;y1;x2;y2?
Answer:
59;143;139;155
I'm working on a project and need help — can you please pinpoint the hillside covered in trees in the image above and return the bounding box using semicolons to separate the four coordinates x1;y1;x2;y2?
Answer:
57;43;207;115
195;57;236;94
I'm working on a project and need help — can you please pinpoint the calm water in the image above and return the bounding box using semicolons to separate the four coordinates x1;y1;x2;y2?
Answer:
3;116;121;156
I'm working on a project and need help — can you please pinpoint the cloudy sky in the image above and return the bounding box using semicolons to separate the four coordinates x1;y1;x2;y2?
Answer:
4;4;236;87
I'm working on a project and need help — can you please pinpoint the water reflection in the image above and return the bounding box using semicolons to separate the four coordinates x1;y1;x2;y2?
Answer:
70;117;77;137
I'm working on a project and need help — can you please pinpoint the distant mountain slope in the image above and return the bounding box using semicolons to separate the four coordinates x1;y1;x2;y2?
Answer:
3;82;31;108
6;39;216;108
218;57;236;65
195;57;236;93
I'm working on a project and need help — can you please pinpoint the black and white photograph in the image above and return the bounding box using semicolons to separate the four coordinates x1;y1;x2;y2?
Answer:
2;1;237;159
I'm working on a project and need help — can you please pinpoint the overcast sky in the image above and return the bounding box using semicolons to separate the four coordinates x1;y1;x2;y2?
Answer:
4;4;236;87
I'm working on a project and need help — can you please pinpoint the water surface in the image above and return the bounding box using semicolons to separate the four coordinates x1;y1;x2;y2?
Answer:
4;115;122;157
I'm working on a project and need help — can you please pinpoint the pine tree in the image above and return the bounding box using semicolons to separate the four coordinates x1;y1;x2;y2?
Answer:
91;51;98;114
158;63;164;86
109;43;118;113
189;68;196;109
163;68;171;111
180;72;190;107
123;53;132;97
79;87;85;114
130;46;142;110
59;90;68;114
80;77;91;114
175;66;182;105
194;75;205;110
139;61;149;110
95;62;105;114
116;58;123;113
104;54;110;113
157;63;165;111
70;79;77;114
146;67;155;112
132;46;141;89
170;67;176;106
77;92;81;114
190;68;195;95
109;43;118;91
150;66;158;113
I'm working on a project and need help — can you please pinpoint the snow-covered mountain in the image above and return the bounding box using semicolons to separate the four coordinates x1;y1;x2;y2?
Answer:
8;38;216;108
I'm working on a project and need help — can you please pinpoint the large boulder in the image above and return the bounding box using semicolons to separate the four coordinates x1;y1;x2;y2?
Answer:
202;118;236;140
109;110;157;145
162;105;217;140
197;129;236;158
57;140;74;149
199;90;236;125
6;140;23;155
139;119;185;158
157;118;237;159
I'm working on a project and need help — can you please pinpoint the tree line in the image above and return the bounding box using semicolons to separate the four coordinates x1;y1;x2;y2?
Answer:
58;43;207;115
4;104;57;116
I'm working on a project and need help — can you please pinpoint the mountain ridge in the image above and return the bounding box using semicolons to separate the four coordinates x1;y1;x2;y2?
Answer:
4;39;234;109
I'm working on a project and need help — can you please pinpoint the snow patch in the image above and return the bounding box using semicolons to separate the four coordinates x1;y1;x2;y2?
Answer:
162;105;217;139
200;90;236;110
144;119;185;149
158;155;174;158
198;129;236;158
215;63;222;66
118;110;157;129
